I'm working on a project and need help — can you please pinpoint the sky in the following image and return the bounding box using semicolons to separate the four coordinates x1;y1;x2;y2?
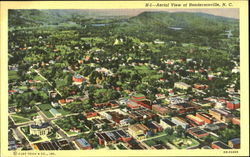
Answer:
82;8;239;19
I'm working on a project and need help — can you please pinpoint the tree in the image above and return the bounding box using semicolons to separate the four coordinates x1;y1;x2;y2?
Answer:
176;125;185;137
165;127;174;136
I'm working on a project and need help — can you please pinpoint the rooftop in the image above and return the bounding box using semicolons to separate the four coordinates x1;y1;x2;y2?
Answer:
212;141;232;149
75;138;91;147
229;138;240;145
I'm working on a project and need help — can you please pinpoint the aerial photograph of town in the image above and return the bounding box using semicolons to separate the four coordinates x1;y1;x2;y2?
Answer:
8;9;240;151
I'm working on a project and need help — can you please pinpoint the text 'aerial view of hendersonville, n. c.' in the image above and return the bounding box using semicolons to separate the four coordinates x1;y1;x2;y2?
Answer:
8;9;240;151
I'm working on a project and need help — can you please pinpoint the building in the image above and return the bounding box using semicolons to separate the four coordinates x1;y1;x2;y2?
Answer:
169;103;196;114
145;121;163;133
30;117;52;137
160;118;177;129
32;139;76;150
209;109;233;123
72;74;85;83
174;82;191;90
196;112;214;124
232;117;240;126
100;112;112;120
96;130;132;145
193;83;208;90
129;94;152;110
186;115;205;126
228;138;240;149
106;111;129;125
58;99;66;106
204;124;220;131
51;101;59;108
84;112;98;119
128;108;156;121
211;141;232;149
215;122;228;129
49;108;62;117
127;100;140;109
128;124;150;140
201;146;212;149
152;105;169;116
75;138;92;150
187;127;209;138
171;117;189;129
226;100;240;110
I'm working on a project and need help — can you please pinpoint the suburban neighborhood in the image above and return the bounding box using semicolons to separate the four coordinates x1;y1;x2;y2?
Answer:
8;9;240;150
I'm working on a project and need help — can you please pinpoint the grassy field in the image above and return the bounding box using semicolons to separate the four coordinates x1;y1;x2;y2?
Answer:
11;112;38;124
38;104;54;118
11;115;30;123
143;134;199;149
38;104;71;118
57;108;71;116
172;137;199;149
143;135;170;147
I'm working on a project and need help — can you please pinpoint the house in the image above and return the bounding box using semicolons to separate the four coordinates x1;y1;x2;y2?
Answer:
128;124;150;140
72;74;86;84
193;83;208;90
187;127;209;138
75;138;92;150
211;141;232;149
209;108;233;123
228;138;240;149
84;112;98;119
58;99;66;106
49;108;62;117
174;82;191;90
51;102;60;108
160;118;177;129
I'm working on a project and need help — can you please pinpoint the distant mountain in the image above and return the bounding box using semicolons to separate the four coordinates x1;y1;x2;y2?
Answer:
114;11;239;42
121;11;238;30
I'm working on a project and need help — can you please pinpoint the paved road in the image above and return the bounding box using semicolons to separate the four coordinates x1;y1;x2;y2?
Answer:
33;69;62;97
9;117;32;149
37;108;77;143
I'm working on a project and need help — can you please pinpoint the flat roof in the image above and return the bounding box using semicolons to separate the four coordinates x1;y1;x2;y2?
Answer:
162;119;176;126
229;138;240;144
212;141;232;149
76;138;91;147
187;115;204;123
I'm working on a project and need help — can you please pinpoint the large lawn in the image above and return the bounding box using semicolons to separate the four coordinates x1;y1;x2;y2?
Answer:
11;112;38;124
143;134;199;149
38;104;71;118
38;104;54;118
11;115;30;123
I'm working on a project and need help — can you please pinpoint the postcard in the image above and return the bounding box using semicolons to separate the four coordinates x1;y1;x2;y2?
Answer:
0;1;249;157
